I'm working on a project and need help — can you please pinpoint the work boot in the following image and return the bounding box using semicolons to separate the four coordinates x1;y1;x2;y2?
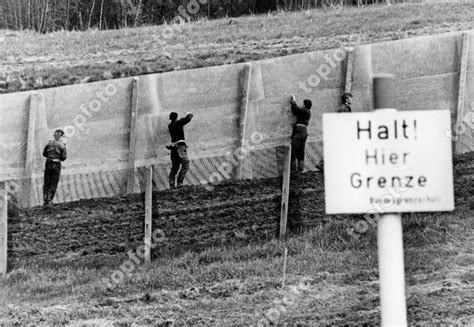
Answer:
316;159;324;173
46;191;54;205
43;187;48;205
169;179;176;189
43;191;49;206
297;160;305;174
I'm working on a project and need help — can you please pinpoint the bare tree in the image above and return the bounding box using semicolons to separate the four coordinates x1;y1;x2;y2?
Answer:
65;0;71;30
99;0;105;29
0;0;421;32
88;0;96;29
134;0;142;27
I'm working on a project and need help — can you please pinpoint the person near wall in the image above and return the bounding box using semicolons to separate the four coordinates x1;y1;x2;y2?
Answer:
316;92;353;172
167;111;193;189
289;95;312;176
337;92;353;113
42;129;67;205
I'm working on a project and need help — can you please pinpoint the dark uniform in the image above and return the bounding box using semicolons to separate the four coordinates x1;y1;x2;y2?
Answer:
337;102;352;113
290;99;311;174
168;113;193;188
42;139;67;204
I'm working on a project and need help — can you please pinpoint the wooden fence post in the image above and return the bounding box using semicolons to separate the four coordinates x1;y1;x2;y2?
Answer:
126;77;139;194
0;182;7;275
21;93;38;208
236;64;252;179
144;166;152;263
455;32;470;154
279;144;291;238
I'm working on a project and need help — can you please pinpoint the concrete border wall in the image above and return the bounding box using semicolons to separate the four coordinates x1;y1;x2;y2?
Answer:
0;30;473;205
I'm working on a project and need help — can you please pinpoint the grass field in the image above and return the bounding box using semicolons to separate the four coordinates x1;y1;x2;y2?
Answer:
1;2;473;93
1;152;473;324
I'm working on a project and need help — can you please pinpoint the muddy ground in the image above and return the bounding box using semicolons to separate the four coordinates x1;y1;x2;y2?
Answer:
1;152;473;325
7;152;473;262
8;170;323;261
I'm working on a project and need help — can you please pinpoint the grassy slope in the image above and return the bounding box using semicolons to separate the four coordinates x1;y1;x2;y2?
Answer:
1;153;473;325
1;2;474;93
1;208;473;324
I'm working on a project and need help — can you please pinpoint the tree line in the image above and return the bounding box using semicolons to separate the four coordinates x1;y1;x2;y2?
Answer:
0;0;414;33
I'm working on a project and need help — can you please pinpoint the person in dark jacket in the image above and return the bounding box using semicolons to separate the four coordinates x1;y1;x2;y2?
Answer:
337;92;353;113
42;129;67;205
167;112;193;189
316;92;354;172
289;95;312;174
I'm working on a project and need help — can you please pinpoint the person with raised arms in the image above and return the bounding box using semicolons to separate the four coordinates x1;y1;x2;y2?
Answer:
289;95;312;177
167;111;193;189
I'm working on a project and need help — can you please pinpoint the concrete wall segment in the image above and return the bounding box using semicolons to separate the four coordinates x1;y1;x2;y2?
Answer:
468;31;474;72
39;80;129;127
371;31;465;79
351;45;373;112
0;30;473;203
396;73;459;112
261;49;346;99
458;72;474;151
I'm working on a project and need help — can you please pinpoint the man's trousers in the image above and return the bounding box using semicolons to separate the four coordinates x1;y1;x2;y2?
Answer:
43;159;61;204
291;125;308;174
169;144;190;188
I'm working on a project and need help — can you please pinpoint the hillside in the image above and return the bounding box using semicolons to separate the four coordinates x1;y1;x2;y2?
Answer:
1;2;473;93
1;152;473;324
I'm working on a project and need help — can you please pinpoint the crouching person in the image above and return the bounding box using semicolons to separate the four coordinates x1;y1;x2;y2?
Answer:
167;112;193;189
42;129;67;205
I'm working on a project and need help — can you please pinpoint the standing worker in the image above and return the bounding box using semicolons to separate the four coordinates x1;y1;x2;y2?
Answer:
42;129;67;205
289;95;312;176
316;92;353;172
167;112;193;189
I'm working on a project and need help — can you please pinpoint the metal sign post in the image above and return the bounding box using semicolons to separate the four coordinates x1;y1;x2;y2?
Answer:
373;75;407;326
322;74;454;326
